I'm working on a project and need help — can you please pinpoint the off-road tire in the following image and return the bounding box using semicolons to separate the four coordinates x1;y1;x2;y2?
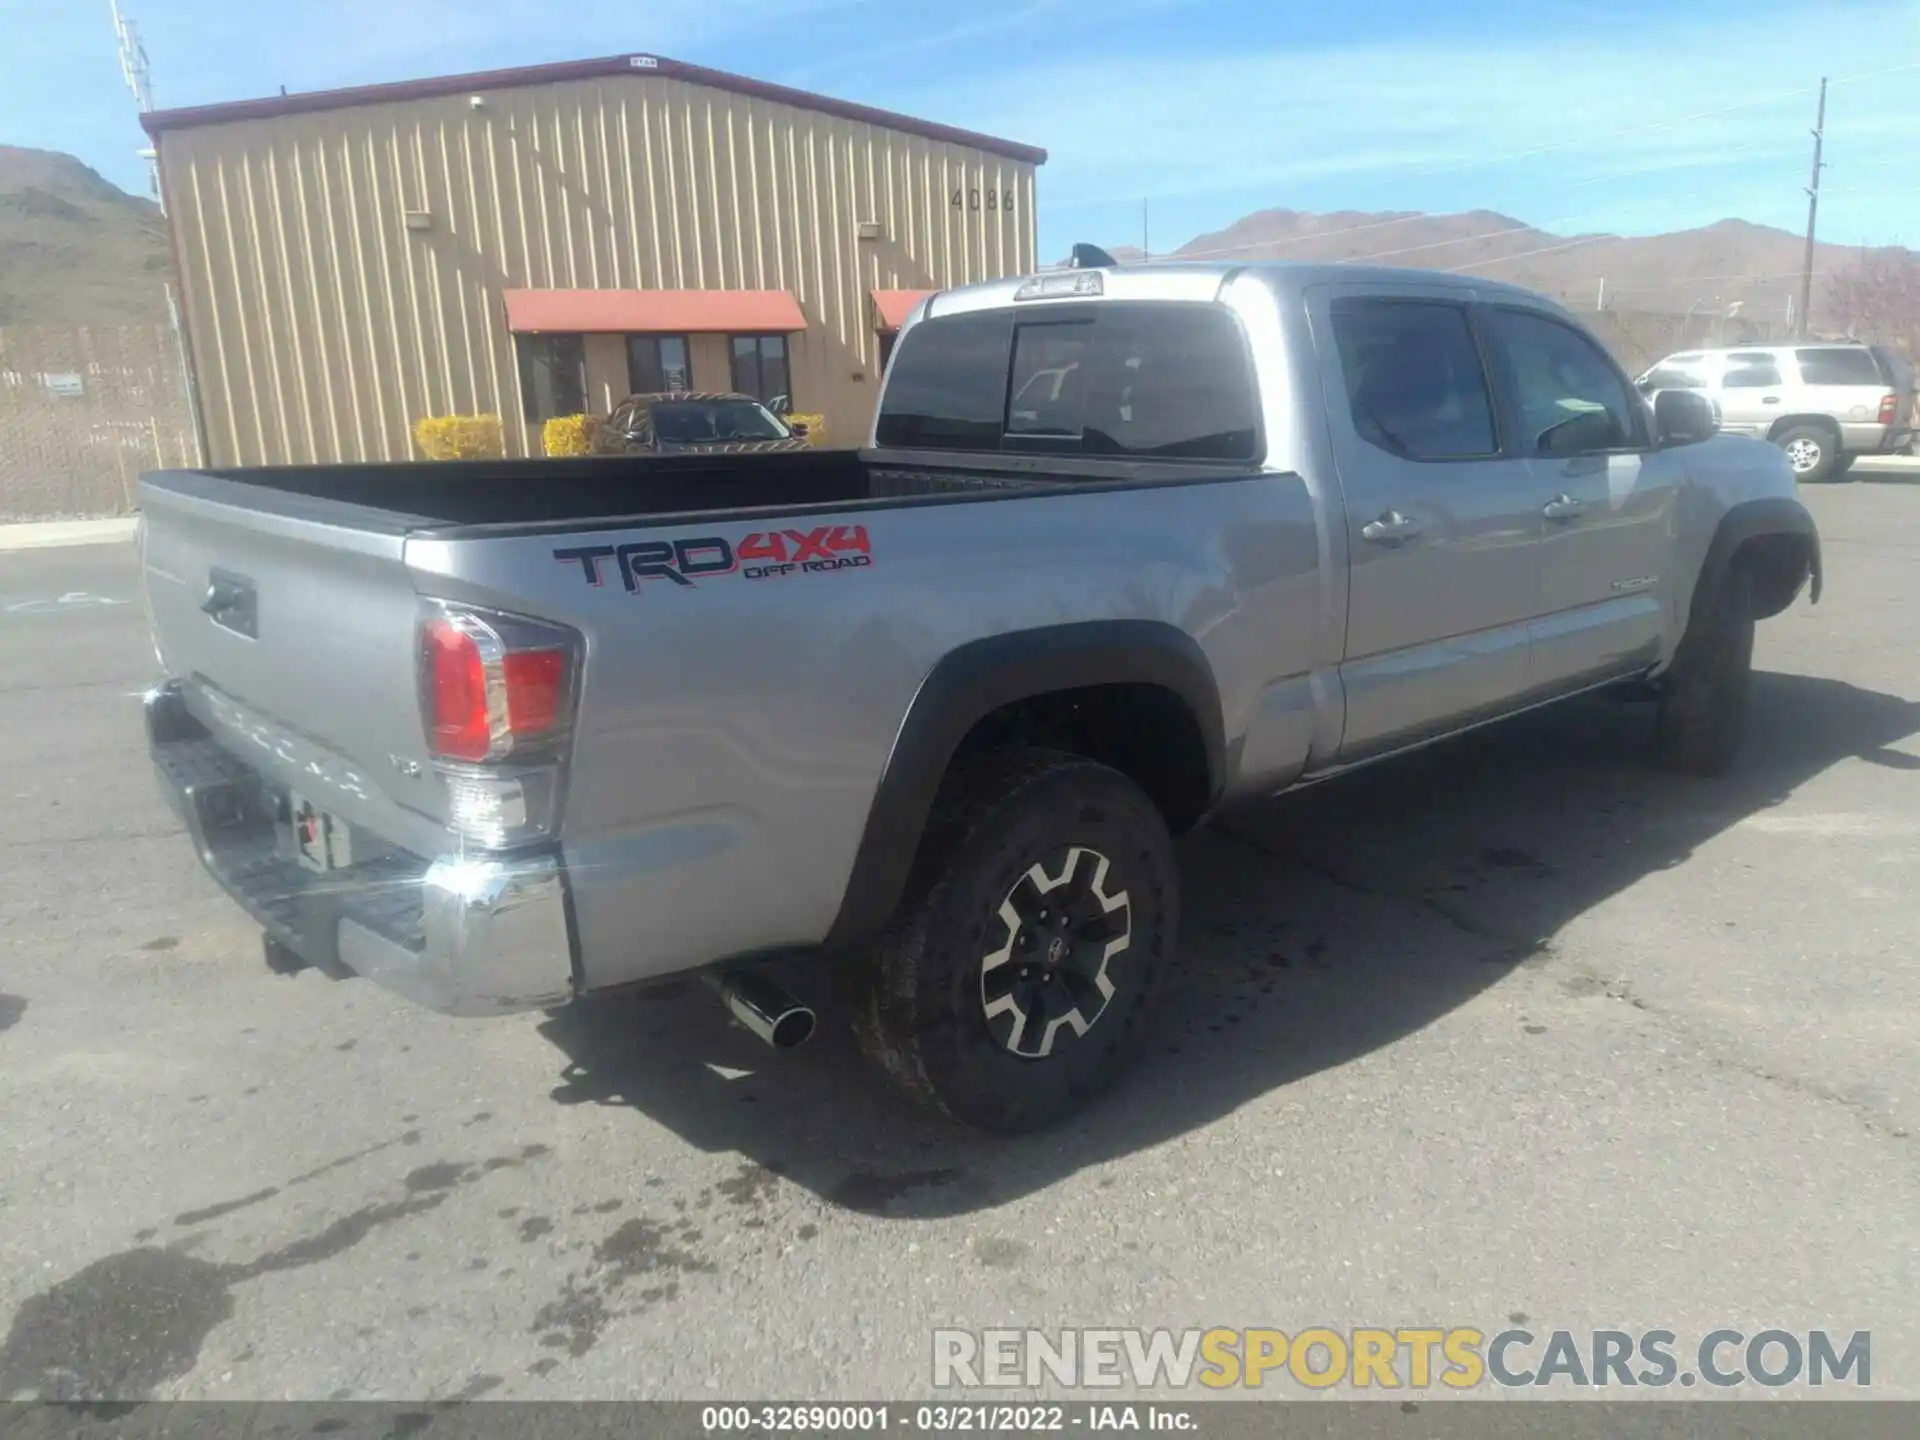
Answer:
851;747;1177;1134
1830;453;1857;479
1776;424;1840;482
1655;568;1756;776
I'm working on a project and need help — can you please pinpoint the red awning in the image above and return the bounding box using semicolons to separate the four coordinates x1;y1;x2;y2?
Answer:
872;289;935;331
503;289;807;334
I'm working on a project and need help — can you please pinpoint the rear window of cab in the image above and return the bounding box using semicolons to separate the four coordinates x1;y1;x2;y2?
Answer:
875;301;1260;461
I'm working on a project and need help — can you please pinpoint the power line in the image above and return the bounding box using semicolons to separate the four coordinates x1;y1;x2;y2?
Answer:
1446;234;1612;273
1147;211;1463;264
1338;223;1550;264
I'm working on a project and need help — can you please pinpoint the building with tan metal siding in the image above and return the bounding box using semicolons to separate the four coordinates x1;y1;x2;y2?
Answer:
141;54;1045;466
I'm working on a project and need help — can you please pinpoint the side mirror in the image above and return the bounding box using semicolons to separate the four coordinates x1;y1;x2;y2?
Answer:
1653;388;1718;447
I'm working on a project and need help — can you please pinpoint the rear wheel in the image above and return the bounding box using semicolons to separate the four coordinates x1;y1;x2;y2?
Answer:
851;748;1177;1133
1776;424;1840;482
1655;568;1755;776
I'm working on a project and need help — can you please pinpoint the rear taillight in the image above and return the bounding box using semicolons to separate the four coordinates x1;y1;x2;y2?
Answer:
419;608;576;764
1879;392;1899;425
418;603;579;849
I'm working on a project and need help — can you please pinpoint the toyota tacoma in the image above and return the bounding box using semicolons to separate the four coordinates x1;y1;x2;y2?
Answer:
139;260;1821;1132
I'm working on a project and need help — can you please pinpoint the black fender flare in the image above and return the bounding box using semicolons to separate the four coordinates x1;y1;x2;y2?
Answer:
823;619;1226;949
1688;496;1822;626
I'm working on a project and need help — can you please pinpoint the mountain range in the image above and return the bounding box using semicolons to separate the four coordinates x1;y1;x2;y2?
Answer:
0;142;1907;331
1094;208;1910;328
0;145;169;327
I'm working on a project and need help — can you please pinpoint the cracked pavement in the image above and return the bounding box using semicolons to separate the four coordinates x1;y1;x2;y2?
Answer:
1;479;1917;1401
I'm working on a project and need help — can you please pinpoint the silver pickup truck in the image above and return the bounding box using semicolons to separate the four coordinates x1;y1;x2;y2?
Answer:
140;260;1821;1133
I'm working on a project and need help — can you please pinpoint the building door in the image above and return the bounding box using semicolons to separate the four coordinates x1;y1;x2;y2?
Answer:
516;334;587;423
730;335;791;409
626;334;690;394
1313;288;1547;761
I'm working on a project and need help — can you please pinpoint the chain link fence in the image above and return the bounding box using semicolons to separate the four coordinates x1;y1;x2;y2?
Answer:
1586;308;1786;377
0;325;198;521
0;305;1807;523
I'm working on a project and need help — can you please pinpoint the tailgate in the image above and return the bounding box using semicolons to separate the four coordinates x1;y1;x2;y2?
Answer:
140;475;447;837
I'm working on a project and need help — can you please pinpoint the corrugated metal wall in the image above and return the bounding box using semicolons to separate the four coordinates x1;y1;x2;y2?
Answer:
156;73;1039;465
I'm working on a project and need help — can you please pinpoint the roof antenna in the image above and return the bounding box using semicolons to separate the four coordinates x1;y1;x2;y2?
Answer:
110;0;155;114
1069;243;1117;269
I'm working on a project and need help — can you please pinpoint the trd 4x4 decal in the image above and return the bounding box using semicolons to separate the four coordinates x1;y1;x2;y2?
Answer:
555;524;873;592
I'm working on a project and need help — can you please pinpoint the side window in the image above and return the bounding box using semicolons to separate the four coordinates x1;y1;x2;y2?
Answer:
1722;355;1782;389
873;310;1014;451
1795;348;1882;386
1641;363;1705;391
1482;308;1640;455
1329;298;1498;461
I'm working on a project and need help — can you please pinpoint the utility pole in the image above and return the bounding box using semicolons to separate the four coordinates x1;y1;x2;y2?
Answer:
1596;277;1606;311
1796;76;1828;340
109;0;158;198
110;0;208;469
1142;199;1150;261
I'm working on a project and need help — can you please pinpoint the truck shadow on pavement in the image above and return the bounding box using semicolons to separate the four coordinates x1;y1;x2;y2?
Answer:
537;670;1919;1217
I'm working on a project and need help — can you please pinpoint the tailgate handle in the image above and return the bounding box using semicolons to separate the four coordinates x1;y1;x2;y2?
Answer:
201;570;258;639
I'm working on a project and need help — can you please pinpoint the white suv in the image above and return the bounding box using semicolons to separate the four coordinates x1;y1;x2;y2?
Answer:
1636;343;1915;481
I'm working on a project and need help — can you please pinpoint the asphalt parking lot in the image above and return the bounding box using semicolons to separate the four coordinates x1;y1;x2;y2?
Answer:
2;474;1917;1405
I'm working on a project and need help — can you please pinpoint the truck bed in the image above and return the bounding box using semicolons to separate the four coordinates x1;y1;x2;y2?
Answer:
136;445;1277;977
157;448;1238;536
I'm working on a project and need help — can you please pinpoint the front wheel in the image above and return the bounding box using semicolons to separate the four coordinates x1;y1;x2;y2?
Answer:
851;748;1178;1134
1655;569;1755;776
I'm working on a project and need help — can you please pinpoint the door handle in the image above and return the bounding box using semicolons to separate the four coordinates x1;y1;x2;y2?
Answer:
1360;510;1422;543
1542;494;1586;521
200;579;248;616
1761;396;1781;405
200;569;258;638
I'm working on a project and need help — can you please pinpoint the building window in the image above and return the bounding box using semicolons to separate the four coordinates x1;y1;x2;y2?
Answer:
626;334;690;394
879;331;899;374
730;334;791;409
516;334;587;422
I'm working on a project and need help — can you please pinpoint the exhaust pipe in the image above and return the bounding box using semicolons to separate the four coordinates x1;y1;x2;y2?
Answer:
706;968;816;1050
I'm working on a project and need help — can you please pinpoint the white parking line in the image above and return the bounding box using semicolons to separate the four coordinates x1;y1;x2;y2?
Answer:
0;518;139;551
3;593;132;616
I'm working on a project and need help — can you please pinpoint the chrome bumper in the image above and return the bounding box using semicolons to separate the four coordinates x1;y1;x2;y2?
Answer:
145;681;576;1017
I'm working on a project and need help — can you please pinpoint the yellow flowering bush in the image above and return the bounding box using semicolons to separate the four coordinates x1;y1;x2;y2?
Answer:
413;414;504;460
542;413;596;457
783;412;827;446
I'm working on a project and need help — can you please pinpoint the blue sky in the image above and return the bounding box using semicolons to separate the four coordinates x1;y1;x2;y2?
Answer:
6;0;1920;260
